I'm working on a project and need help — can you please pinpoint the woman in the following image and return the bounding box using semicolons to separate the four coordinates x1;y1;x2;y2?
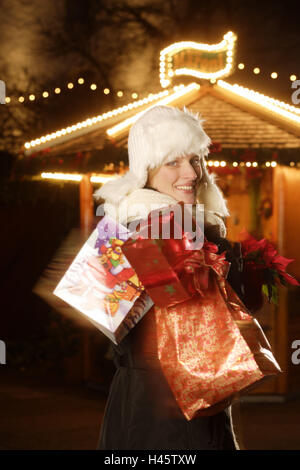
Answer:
93;105;244;450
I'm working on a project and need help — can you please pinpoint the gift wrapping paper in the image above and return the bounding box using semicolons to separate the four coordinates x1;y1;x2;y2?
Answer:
53;215;153;344
154;250;282;420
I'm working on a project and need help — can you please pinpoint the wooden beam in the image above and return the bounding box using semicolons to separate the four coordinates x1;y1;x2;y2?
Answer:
79;174;95;382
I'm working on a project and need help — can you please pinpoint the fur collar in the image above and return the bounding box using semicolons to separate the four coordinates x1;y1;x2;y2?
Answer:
99;186;228;238
101;188;178;225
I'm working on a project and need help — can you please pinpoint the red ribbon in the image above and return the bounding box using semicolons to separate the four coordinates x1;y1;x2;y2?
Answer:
169;244;231;298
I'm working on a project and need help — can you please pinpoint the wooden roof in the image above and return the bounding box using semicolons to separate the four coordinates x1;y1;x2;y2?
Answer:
48;127;108;157
26;83;300;161
188;92;300;149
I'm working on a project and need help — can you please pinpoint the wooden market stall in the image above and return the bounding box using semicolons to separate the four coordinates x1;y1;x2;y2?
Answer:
23;32;300;399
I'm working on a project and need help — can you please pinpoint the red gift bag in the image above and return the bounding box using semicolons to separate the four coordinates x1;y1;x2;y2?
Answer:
154;253;282;420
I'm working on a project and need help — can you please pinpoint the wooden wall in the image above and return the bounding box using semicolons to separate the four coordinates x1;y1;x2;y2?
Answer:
222;166;300;396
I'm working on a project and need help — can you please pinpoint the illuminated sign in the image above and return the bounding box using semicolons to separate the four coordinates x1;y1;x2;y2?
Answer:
159;31;237;87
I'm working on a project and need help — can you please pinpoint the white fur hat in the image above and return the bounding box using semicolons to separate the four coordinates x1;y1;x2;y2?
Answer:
94;105;212;203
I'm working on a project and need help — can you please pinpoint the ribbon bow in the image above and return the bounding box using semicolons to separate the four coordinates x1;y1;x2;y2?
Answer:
172;243;231;298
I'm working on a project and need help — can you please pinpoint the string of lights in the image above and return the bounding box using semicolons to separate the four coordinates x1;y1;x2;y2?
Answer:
24;89;171;151
159;32;298;87
24;83;200;152
236;63;297;82
4;76;141;105
3;63;298;104
159;32;237;87
39;159;300;184
217;80;300;122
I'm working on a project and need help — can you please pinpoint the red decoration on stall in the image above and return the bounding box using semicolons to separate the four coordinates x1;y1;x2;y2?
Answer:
209;141;222;154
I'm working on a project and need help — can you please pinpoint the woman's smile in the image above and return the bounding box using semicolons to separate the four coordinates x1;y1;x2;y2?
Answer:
147;154;202;204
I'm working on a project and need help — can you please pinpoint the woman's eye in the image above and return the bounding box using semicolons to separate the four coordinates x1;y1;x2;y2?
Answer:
166;160;178;166
191;157;200;165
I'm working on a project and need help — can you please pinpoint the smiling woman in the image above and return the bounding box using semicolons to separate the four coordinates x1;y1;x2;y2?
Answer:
93;105;241;450
146;154;202;204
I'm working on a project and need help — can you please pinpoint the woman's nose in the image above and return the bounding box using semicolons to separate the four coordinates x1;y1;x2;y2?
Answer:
181;161;200;179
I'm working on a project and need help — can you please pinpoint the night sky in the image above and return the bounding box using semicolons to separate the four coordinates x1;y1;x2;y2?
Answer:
0;0;299;144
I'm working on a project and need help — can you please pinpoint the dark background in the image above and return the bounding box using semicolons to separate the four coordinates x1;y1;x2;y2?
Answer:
1;0;299;154
1;0;300;381
0;0;300;450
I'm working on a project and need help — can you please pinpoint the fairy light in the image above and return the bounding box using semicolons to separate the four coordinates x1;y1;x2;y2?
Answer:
217;80;300;124
90;174;118;183
159;31;237;87
37;162;297;178
224;60;298;87
5;97;11;103
42;166;288;182
40;172;118;183
8;75;140;104
199;160;288;168
41;172;82;182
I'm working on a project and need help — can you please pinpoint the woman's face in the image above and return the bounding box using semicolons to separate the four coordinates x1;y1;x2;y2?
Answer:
147;154;202;204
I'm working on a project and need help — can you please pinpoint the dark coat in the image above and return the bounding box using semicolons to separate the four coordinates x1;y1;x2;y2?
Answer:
97;233;244;450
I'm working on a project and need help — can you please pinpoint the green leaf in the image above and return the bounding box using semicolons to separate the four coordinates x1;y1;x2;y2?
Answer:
262;284;269;298
262;283;278;305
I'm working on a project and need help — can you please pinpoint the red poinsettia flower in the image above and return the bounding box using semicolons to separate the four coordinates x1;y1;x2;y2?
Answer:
237;231;299;308
239;231;299;286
